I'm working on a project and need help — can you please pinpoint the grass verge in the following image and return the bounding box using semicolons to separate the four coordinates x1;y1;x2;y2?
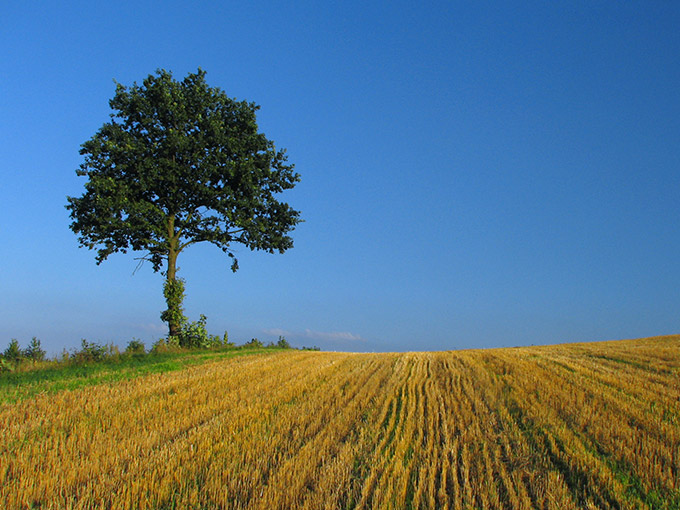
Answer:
0;348;280;405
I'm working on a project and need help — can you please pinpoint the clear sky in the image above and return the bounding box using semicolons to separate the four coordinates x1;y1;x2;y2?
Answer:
1;1;678;354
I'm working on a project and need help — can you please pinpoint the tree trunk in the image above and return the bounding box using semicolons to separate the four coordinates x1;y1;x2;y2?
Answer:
166;248;181;338
162;214;184;339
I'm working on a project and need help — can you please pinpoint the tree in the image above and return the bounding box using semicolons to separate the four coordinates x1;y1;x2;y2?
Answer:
3;339;23;362
67;69;301;338
24;337;46;362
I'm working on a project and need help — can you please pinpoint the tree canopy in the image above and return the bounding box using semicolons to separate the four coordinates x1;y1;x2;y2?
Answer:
67;69;301;338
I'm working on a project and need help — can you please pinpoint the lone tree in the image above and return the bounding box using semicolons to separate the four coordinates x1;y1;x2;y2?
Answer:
67;69;301;338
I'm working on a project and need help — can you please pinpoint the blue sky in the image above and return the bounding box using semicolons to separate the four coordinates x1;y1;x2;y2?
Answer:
1;1;678;354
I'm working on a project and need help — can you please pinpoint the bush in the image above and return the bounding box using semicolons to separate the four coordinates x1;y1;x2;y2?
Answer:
151;336;181;353
179;314;215;349
276;336;291;349
3;339;23;362
125;339;146;355
176;314;227;349
243;338;263;349
23;337;46;362
71;339;116;364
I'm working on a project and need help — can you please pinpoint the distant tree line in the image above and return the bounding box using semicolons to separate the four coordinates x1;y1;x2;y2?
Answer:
1;323;319;373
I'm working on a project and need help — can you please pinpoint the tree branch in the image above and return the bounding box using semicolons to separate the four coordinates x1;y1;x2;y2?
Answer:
132;253;154;275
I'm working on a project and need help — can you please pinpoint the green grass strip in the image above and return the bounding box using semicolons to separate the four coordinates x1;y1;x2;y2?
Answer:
0;348;282;405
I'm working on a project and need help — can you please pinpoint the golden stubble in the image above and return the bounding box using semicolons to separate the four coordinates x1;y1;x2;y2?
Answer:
1;336;678;509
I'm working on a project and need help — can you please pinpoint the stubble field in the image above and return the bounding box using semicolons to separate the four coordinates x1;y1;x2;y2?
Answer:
1;336;679;509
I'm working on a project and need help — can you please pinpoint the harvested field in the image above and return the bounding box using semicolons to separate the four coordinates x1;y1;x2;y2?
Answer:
1;336;679;509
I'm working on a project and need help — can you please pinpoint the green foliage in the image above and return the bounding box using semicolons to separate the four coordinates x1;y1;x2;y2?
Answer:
160;277;186;335
71;340;118;364
23;337;46;362
243;338;264;349
0;358;14;373
151;336;181;354
3;339;23;362
301;345;321;351
179;314;215;349
66;68;302;337
222;331;235;348
276;336;291;349
152;315;225;351
125;339;146;355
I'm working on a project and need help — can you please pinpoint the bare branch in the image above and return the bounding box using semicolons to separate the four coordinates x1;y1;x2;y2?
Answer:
132;253;154;275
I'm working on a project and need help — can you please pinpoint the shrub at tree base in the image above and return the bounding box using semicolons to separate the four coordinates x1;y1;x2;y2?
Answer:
150;315;230;352
179;314;217;349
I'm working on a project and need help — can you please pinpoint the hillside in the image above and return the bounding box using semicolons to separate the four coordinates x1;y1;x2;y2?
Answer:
1;336;678;509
